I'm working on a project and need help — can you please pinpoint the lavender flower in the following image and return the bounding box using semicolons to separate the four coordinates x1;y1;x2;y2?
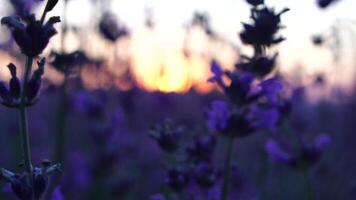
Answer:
50;50;89;74
99;12;129;42
239;7;289;47
235;54;277;77
1;14;60;57
0;161;61;200
246;0;264;7
265;134;332;170
149;119;185;153
26;58;45;102
165;168;190;192
185;135;217;163
205;100;231;133
192;162;220;188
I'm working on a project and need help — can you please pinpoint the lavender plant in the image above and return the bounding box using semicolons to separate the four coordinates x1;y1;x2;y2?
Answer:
207;1;289;199
0;0;61;199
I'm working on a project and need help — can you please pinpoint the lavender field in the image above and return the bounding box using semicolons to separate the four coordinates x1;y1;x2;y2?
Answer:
0;0;355;199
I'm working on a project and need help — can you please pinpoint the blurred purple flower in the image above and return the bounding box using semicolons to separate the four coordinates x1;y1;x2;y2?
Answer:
206;100;231;133
99;12;129;42
265;134;332;169
248;105;280;130
259;77;283;105
208;60;224;87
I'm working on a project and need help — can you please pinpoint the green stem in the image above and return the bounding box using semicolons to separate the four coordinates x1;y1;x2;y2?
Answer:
19;57;33;181
303;170;314;200
220;137;234;200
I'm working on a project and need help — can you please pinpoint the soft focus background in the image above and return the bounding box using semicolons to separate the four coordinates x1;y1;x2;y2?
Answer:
0;0;355;199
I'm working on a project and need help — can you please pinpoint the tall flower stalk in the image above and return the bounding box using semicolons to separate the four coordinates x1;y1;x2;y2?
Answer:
19;56;34;181
0;0;61;199
220;137;234;200
207;1;289;199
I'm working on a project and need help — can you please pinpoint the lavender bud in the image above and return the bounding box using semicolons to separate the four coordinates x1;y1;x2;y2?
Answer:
0;81;12;104
26;58;45;102
246;0;264;6
7;63;21;99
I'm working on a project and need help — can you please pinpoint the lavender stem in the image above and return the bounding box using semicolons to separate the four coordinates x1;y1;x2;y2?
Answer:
18;57;33;181
220;137;234;200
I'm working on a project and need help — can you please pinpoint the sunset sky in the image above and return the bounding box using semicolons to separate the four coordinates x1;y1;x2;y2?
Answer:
0;0;355;93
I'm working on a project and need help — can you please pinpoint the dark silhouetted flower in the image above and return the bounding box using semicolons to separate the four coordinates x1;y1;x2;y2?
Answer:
99;12;129;42
193;162;220;188
1;14;60;57
0;161;61;200
185;135;217;163
236;54;277;77
165;168;190;192
224;72;254;105
149;119;184;153
49;50;91;74
7;63;21;99
240;7;289;47
0;81;13;105
226;112;255;138
317;0;339;9
26;58;45;102
246;0;264;7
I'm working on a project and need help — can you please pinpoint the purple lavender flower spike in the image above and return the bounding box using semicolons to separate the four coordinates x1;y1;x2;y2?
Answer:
240;7;289;47
248;105;280;130
1;14;60;57
208;60;224;87
206;100;231;133
259;77;283;106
